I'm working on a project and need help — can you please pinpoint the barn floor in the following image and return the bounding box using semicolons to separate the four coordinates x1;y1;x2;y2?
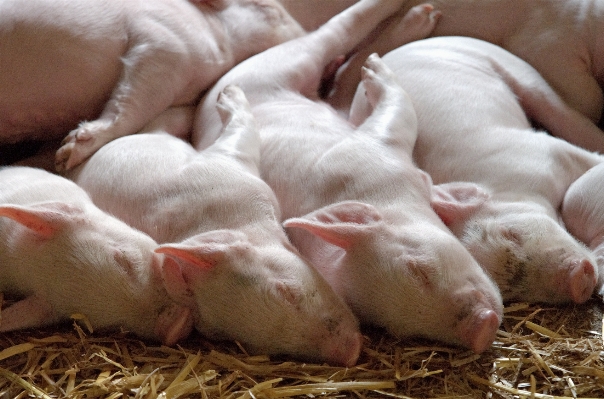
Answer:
1;298;603;398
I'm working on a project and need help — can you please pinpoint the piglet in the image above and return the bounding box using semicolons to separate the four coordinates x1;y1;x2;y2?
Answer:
67;85;362;366
343;36;604;304
562;162;604;296
0;0;305;169
0;166;193;345
281;0;604;152
192;1;503;354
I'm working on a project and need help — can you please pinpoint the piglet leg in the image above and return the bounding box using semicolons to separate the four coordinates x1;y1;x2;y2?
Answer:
493;63;604;154
327;4;440;113
350;53;418;154
55;45;200;172
0;295;57;332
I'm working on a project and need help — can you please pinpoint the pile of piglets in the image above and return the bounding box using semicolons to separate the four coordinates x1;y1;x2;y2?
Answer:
2;0;604;365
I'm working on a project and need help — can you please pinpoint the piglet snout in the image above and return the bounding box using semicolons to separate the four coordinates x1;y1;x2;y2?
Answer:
568;258;597;303
466;309;501;354
326;330;363;367
457;289;502;354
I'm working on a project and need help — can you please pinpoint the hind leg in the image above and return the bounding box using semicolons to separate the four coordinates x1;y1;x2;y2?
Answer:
353;54;418;154
327;3;440;113
55;44;196;172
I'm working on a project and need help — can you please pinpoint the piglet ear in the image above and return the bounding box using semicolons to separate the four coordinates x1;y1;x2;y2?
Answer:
155;230;248;307
0;202;81;238
283;201;383;249
430;182;490;226
155;230;247;269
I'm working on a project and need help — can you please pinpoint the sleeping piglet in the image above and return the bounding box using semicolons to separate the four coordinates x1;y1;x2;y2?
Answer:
0;0;305;170
342;36;604;304
0;166;193;345
67;85;362;367
192;1;504;354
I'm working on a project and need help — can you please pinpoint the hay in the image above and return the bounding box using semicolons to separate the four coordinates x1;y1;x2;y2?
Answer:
1;299;603;399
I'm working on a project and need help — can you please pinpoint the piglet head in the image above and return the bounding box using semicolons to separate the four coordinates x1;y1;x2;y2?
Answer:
432;182;598;304
156;229;362;366
284;200;503;354
192;0;306;61
0;201;193;344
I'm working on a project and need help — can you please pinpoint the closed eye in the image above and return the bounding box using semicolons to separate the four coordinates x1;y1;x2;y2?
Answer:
113;249;136;277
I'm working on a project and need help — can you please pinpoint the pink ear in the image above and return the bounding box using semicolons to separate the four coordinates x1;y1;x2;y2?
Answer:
155;245;219;270
283;201;383;249
430;182;490;226
0;202;80;238
156;256;196;307
155;230;247;304
155;230;247;269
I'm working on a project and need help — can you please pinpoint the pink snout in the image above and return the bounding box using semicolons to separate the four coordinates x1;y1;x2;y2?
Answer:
568;258;597;304
456;290;503;354
462;309;501;354
325;331;364;367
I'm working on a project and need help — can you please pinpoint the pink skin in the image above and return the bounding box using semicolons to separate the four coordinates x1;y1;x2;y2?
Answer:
192;1;503;354
398;0;604;137
0;166;193;345
0;0;305;169
282;0;604;152
343;36;603;304
432;184;599;304
67;85;362;367
562;162;604;297
277;0;357;31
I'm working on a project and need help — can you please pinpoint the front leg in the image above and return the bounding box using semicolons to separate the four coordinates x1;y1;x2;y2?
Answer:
352;54;418;155
0;295;58;332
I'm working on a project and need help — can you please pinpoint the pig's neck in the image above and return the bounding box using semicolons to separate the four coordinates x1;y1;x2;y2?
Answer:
490;192;559;220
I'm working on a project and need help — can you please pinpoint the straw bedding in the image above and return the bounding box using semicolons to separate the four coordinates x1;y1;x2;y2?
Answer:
1;297;603;398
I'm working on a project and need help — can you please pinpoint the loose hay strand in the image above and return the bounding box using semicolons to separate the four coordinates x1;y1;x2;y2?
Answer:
0;367;53;399
0;342;36;361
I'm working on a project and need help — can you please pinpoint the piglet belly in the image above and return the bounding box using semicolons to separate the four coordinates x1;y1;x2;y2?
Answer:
0;7;126;143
